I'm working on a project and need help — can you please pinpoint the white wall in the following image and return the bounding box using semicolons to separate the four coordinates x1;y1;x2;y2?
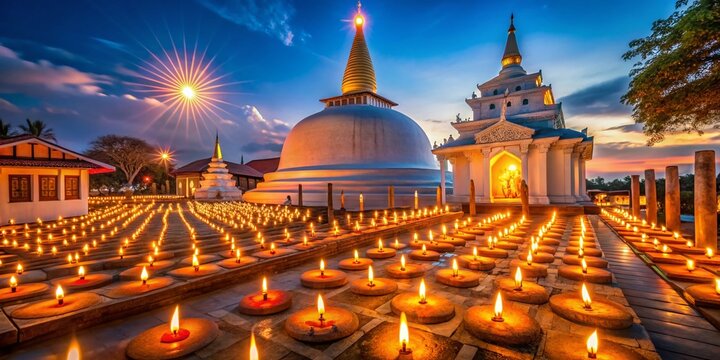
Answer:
0;167;89;224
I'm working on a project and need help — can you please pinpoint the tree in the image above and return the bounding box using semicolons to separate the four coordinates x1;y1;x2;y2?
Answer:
86;135;154;189
0;119;17;138
19;119;57;142
622;0;720;145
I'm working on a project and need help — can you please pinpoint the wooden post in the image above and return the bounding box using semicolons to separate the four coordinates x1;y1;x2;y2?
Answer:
359;193;364;213
327;183;334;224
694;150;717;251
340;190;345;210
388;185;395;209
665;166;680;232
644;169;657;225
298;184;303;208
469;179;476;215
414;190;419;210
630;175;640;218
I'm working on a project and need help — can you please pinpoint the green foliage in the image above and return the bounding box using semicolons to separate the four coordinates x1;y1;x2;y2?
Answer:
587;174;704;214
0;119;18;138
622;0;720;145
19;119;56;142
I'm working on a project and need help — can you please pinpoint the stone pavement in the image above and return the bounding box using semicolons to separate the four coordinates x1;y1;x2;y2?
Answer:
2;214;663;360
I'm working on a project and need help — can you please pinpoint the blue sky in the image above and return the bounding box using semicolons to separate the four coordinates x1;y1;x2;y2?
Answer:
0;0;716;178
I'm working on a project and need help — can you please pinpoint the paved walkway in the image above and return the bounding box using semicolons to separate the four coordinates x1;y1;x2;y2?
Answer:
594;217;720;360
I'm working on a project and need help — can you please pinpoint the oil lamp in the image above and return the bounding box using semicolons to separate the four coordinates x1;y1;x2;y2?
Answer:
413;233;419;243
488;236;495;250
662;244;669;253
587;329;598;358
473;246;478;260
421;244;427;255
715;278;720;295
378;239;384;252
161;305;190;343
582;283;592;310
353;249;360;264
16;263;23;275
51;246;57;256
707;247;714;259
78;266;85;280
514;267;523;290
399;311;411;357
320;259;325;276
492;292;504;322
192;254;200;272
269;242;276;255
400;254;406;271
686;259;695;272
148;255;155;267
235;249;242;263
394;239;400;250
418;278;427;304
56;285;65;305
262;277;268;300
9;276;17;293
141;266;149;285
119;247;124;259
452;259;459;277
581;258;588;274
367;265;375;287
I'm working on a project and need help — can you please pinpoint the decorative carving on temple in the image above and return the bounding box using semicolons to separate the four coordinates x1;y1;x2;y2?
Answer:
474;121;534;144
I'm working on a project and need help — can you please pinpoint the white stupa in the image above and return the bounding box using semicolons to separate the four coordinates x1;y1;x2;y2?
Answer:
244;4;442;209
193;134;243;201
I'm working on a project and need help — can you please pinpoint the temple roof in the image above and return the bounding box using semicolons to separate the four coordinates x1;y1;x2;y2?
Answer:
245;157;280;174
173;158;263;178
341;8;377;94
436;125;588;150
0;134;115;174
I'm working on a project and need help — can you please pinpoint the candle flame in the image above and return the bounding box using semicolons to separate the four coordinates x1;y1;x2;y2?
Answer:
581;258;588;273
687;259;695;272
317;294;325;317
249;332;259;360
399;311;409;350
418;278;427;303
354;249;359;262
473;246;478;259
526;251;533;265
262;276;268;294
56;285;64;301
581;283;592;309
320;259;325;272
10;275;17;288
170;305;180;335
378;239;384;251
78;266;85;279
514;267;523;289
586;329;598;356
422;243;427;254
400;254;406;270
452;258;459;276
715;278;720;295
192;254;200;268
141;266;149;282
368;265;374;285
707;247;714;258
494;292;503;320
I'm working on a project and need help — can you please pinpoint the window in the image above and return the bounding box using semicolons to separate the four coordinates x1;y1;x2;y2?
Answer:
65;176;80;200
489;104;496;110
9;175;31;202
507;101;512;107
515;86;521;91
522;99;529;105
39;175;58;201
493;89;498;95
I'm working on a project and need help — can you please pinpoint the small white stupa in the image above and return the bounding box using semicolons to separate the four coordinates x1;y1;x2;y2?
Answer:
193;134;243;201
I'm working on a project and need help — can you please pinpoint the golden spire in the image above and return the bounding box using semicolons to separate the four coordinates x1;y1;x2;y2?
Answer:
341;1;377;94
501;14;522;68
213;131;223;160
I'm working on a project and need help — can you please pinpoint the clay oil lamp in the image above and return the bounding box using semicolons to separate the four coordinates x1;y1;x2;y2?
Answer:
141;267;149;285
16;263;24;275
339;249;373;271
410;243;440;261
437;258;479;287
463;291;542;346
706;247;714;259
51;246;57;256
284;294;359;342
390;278;455;323
687;259;696;273
126;304;219;359
239;276;292;315
192;254;200;272
56;285;65;305
351;265;398;296
367;238;396;259
300;259;348;289
9;276;18;293
549;282;633;329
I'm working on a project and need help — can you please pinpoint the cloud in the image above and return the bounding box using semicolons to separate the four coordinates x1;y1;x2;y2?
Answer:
558;76;632;117
0;44;111;96
93;37;127;52
603;123;642;133
196;0;299;46
0;37;89;64
241;142;283;153
0;98;19;113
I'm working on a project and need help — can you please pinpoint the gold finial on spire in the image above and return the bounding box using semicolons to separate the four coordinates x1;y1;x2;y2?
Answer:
213;131;223;160
341;1;377;94
501;13;522;68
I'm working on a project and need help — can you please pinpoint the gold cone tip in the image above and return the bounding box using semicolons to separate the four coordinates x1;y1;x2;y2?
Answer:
341;7;377;94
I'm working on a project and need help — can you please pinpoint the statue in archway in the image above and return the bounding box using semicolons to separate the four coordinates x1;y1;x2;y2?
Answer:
520;179;529;216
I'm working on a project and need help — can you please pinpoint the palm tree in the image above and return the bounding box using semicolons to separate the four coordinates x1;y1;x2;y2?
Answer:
0;119;17;139
20;119;56;142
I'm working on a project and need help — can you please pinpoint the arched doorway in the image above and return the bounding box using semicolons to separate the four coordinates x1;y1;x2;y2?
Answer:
490;151;522;202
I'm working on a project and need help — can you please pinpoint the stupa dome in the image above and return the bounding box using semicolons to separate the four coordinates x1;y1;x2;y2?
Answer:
278;105;436;171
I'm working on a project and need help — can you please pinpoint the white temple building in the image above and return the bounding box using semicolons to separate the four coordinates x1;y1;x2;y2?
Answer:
244;5;442;209
193;134;243;201
432;15;593;206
